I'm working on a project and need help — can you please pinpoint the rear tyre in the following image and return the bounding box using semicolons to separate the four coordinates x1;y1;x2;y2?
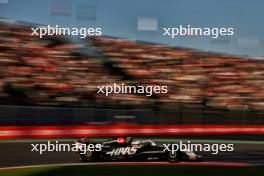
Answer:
80;150;96;162
167;151;180;162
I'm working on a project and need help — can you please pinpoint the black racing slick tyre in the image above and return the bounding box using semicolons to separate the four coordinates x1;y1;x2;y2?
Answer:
80;150;96;162
167;151;180;162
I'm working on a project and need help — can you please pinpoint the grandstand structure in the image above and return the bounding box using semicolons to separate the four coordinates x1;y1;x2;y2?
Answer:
0;21;263;125
90;36;264;112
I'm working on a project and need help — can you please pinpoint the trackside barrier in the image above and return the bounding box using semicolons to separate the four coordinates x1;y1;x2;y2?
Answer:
0;125;264;139
0;105;264;125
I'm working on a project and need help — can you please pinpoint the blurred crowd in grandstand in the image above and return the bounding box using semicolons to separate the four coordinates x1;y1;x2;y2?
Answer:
0;22;264;111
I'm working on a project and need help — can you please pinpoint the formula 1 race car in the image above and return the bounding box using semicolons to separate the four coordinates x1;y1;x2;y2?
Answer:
75;137;202;162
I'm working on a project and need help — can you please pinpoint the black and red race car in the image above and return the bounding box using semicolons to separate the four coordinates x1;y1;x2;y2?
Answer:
75;137;202;162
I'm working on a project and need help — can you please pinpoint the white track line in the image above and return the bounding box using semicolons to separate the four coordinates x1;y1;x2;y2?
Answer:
0;162;106;170
0;161;254;170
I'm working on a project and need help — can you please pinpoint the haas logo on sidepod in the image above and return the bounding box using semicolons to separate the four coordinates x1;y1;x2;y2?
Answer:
106;147;137;156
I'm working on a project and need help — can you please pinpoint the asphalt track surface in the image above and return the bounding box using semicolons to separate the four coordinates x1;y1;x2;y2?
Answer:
0;139;263;168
